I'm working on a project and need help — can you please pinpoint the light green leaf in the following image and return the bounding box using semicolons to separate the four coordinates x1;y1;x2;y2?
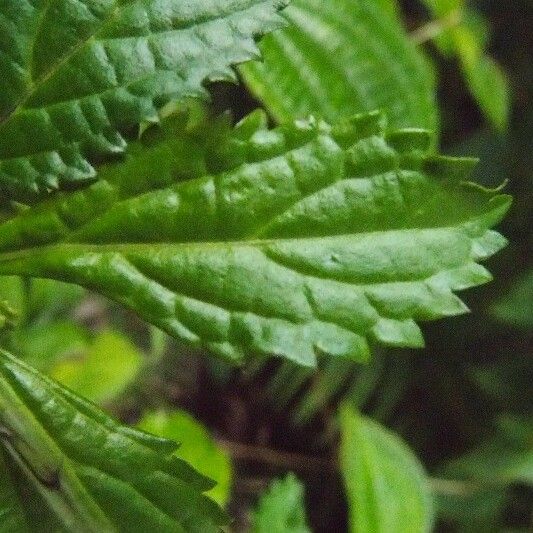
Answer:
420;0;464;18
138;410;232;506
240;0;437;130
0;108;510;367
0;349;225;532
50;329;143;405
339;404;434;533
252;473;311;533
0;0;287;200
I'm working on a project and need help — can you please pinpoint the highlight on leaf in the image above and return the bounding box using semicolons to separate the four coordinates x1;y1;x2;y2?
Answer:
0;0;288;201
0;107;511;367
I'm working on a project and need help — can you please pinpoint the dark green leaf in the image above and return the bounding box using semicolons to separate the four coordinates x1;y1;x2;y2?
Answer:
0;349;225;531
0;108;510;366
444;416;533;487
491;270;533;330
240;0;437;130
0;0;287;200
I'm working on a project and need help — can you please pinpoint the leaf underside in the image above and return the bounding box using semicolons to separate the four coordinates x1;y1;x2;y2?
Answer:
0;108;510;367
0;0;287;200
240;0;437;131
0;349;225;532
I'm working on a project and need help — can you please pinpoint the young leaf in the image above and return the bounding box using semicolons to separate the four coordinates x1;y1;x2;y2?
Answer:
0;349;226;531
0;109;510;367
138;410;233;506
0;0;287;200
252;473;311;533
339;404;434;533
240;0;437;130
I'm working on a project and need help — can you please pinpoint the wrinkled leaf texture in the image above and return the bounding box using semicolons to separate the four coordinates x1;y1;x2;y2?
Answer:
0;349;225;532
0;0;287;200
0;108;511;367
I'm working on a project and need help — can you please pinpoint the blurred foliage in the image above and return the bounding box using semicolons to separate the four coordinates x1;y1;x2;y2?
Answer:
137;410;233;506
419;0;510;130
50;330;143;405
339;404;434;533
252;474;311;533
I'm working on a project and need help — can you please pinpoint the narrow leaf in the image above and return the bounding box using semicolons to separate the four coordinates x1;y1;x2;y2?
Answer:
240;0;437;130
0;0;287;200
0;108;510;367
339;404;434;533
0;349;225;531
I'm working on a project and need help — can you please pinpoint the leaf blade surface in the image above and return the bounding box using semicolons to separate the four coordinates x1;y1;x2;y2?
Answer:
0;110;510;366
0;0;287;199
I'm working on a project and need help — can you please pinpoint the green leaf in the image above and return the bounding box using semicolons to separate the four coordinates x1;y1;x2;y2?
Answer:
252;473;311;533
0;0;287;200
138;410;232;506
0;349;226;531
50;329;143;405
419;2;510;130
455;34;510;131
0;452;30;532
444;416;533;487
0;108;510;367
339;404;434;533
240;0;437;130
10;320;89;370
436;486;507;533
492;270;533;331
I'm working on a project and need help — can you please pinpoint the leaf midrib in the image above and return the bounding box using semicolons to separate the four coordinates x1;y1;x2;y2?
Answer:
0;224;473;264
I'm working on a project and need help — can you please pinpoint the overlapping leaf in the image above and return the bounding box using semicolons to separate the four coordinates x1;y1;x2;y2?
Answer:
0;108;510;366
0;349;225;531
240;0;437;130
0;0;287;200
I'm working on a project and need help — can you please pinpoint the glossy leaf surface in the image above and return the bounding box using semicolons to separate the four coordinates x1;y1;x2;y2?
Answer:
240;0;437;130
0;0;287;200
0;109;510;366
0;349;225;531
